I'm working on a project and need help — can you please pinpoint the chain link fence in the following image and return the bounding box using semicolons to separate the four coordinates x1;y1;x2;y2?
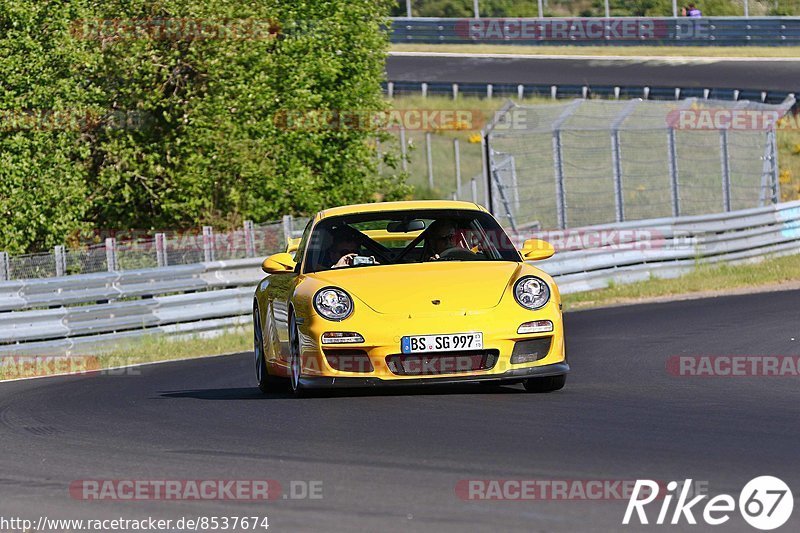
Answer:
484;97;795;231
0;219;300;281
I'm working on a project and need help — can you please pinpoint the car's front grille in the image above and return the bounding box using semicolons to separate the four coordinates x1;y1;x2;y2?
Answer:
385;350;499;376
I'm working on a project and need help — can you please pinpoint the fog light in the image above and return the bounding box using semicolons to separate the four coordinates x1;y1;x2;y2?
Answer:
517;320;553;334
322;332;364;344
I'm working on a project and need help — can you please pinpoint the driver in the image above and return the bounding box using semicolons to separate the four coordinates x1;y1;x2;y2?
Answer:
425;219;470;261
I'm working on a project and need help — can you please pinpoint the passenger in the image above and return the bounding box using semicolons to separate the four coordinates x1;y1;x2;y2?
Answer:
326;230;360;268
687;3;702;17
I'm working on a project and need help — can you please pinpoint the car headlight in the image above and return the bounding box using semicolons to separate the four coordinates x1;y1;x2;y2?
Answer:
513;276;550;310
313;287;353;321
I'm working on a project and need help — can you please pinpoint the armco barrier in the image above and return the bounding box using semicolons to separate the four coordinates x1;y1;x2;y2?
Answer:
389;17;800;46
0;202;798;356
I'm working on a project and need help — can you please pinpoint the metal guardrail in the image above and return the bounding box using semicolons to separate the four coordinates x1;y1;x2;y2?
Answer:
390;17;800;46
0;202;798;356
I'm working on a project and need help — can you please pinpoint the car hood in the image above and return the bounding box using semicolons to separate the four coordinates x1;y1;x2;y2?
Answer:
310;262;522;314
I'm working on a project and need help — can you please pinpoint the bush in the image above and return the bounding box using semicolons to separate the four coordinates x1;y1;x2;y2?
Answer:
0;0;406;254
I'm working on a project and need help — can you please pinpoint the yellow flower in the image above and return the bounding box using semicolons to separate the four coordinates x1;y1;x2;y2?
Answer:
779;169;792;185
468;133;482;144
793;143;800;155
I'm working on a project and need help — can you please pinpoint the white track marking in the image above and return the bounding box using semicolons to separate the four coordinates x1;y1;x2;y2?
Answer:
389;50;800;63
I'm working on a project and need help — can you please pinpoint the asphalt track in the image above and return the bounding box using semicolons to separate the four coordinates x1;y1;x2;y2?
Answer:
386;53;800;92
1;289;799;532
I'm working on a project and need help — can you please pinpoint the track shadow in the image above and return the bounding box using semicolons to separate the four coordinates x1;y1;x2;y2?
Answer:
158;383;527;400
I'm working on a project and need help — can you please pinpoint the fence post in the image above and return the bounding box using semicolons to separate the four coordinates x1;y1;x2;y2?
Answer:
155;233;168;267
454;138;462;198
244;220;256;258
0;252;9;281
105;237;118;271
769;129;780;203
667;129;681;217
426;132;434;189
471;178;478;203
399;126;408;172
54;245;66;277
282;215;294;245
720;130;732;212
611;130;625;222
202;226;215;262
552;129;567;229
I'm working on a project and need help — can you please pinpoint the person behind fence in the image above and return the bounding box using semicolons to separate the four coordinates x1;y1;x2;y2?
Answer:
686;3;702;17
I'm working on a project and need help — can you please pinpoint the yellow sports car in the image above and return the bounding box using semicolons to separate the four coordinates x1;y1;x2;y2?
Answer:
253;200;568;396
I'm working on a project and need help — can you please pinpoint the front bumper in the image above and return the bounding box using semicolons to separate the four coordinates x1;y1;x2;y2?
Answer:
299;361;569;389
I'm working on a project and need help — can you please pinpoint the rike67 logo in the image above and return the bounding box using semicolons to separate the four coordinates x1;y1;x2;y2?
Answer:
623;477;794;530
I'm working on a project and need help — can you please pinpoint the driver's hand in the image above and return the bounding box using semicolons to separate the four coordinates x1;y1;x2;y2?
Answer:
429;254;440;261
333;253;357;268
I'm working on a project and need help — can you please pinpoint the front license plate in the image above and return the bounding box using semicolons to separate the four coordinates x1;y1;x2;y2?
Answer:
401;333;483;354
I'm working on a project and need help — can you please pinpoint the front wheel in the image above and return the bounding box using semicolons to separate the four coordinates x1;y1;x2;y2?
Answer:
523;374;566;393
288;312;308;397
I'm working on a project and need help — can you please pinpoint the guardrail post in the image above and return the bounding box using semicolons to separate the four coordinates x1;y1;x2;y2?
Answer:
202;226;215;262
155;233;168;267
421;82;427;98
243;220;256;258
387;81;394;98
486;84;493;99
452;83;458;100
105;238;118;271
0;252;9;281
54;245;66;277
667;128;681;217
720;130;732;212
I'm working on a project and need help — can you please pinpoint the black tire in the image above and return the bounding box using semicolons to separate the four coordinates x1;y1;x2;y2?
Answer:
288;312;309;398
254;303;286;394
523;374;566;393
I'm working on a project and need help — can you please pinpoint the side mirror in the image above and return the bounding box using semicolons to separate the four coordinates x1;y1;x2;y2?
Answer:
520;239;555;261
262;252;296;274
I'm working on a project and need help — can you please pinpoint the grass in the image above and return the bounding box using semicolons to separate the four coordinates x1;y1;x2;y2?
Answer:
0;329;250;381
391;43;800;58
562;253;800;311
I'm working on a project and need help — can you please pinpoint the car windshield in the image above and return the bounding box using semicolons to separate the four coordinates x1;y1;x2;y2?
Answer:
303;209;520;273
